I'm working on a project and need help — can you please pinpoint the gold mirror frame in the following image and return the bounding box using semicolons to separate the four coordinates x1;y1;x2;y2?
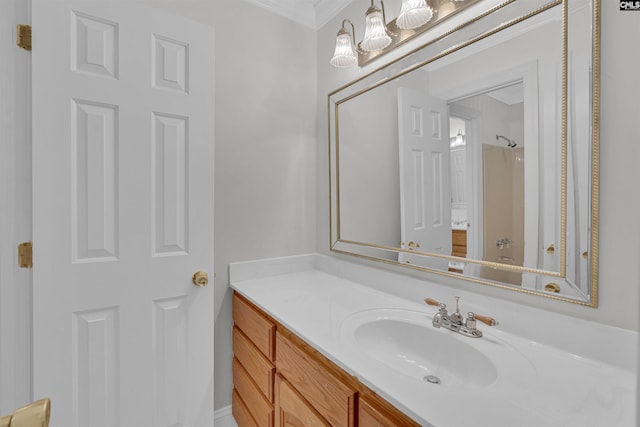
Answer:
328;0;600;306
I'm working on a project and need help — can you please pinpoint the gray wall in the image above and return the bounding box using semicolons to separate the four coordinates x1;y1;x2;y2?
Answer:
317;1;640;333
338;70;429;251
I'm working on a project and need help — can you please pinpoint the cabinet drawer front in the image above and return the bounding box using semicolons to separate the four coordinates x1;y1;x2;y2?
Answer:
233;389;259;427
234;294;276;361
275;375;330;427
276;333;355;427
452;230;467;245
234;358;274;427
233;326;275;401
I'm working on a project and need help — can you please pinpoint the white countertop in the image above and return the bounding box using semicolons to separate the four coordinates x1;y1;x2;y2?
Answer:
230;254;638;427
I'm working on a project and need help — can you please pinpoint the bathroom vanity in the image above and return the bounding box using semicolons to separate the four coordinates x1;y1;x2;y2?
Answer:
230;254;637;427
232;293;418;426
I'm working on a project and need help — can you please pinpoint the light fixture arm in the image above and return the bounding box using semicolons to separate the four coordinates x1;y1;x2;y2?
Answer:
376;0;388;26
341;19;356;47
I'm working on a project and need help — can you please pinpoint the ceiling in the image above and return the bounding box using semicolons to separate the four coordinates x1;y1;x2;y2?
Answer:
242;0;352;29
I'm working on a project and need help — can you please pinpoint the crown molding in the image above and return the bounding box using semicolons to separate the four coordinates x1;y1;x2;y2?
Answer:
241;0;352;30
315;0;352;29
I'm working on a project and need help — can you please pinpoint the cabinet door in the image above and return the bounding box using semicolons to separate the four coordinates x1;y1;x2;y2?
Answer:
276;332;355;426
275;375;330;427
359;398;420;427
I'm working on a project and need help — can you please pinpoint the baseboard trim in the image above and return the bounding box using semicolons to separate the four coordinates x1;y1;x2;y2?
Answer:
214;405;237;427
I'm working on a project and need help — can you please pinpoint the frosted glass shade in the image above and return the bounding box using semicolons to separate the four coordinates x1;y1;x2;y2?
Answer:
330;32;357;68
396;0;433;30
360;9;392;52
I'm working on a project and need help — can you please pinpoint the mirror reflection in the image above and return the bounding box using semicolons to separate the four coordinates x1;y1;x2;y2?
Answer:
331;0;598;304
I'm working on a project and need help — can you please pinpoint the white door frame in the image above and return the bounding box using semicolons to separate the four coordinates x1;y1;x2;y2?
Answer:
0;0;33;413
435;61;540;284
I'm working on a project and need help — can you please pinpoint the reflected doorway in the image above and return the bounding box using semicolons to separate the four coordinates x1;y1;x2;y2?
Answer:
448;82;525;284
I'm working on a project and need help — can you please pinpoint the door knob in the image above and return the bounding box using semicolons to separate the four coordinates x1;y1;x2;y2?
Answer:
192;271;209;287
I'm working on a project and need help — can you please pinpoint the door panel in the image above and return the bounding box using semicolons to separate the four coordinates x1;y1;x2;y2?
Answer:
32;2;215;426
398;87;451;269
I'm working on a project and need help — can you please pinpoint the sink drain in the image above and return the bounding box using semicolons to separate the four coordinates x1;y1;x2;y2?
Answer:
423;375;441;384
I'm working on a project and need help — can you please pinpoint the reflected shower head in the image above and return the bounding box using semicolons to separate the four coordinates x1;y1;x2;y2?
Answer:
496;134;517;148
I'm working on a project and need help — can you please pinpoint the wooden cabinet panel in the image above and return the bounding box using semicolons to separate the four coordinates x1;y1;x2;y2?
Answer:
275;375;330;427
233;358;274;427
233;294;276;361
452;229;467;246
359;400;389;427
276;332;355;427
359;398;419;427
233;389;259;427
452;229;467;258
233;326;275;401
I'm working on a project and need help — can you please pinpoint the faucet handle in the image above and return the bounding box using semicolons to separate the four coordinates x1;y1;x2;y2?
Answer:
465;312;477;330
474;313;499;326
424;298;441;307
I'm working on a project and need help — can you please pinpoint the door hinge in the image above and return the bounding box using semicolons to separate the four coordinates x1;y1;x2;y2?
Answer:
18;242;33;268
16;24;32;51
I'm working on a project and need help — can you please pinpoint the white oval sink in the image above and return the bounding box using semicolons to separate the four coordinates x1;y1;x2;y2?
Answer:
340;308;535;390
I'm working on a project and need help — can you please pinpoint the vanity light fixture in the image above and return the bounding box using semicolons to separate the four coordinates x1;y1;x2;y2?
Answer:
330;0;477;68
397;0;434;30
330;20;358;67
360;0;393;52
438;0;457;18
438;0;466;19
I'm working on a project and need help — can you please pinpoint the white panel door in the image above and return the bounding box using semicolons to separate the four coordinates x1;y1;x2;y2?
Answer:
398;87;451;268
32;2;215;426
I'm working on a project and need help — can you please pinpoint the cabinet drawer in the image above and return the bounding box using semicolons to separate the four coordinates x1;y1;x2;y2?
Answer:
233;389;259;427
233;294;276;361
452;246;467;257
275;374;330;427
233;326;275;401
452;230;467;246
233;358;274;427
276;332;355;427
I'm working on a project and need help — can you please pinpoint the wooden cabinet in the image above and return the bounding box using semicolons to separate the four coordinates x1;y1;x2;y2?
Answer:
232;293;420;427
232;295;276;427
233;358;274;427
233;389;259;427
233;292;276;361
233;326;275;401
358;397;419;427
275;375;330;427
276;331;356;427
452;229;467;258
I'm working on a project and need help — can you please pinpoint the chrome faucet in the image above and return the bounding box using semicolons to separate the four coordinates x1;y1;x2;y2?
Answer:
425;296;498;338
496;237;514;249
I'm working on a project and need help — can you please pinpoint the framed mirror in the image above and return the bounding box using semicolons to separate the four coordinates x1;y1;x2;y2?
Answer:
328;0;600;306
